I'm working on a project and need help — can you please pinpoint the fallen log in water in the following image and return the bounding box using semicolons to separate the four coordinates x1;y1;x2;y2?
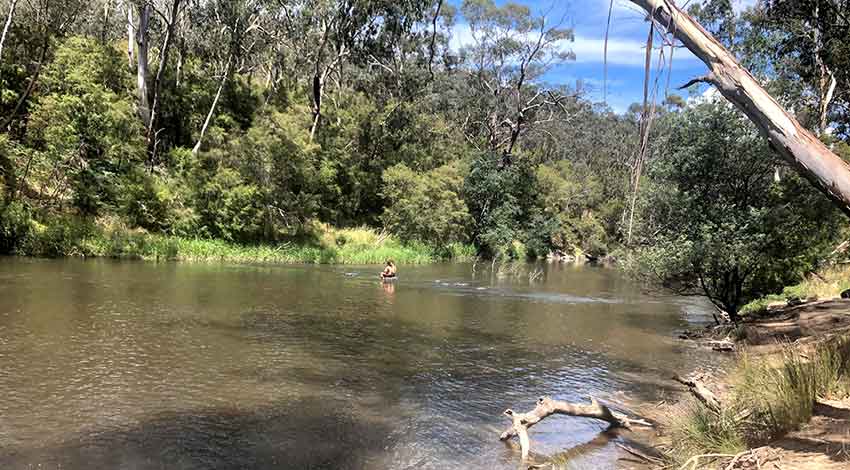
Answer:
499;396;653;459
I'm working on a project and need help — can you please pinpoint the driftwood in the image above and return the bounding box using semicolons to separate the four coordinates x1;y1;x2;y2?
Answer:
673;375;721;413
499;396;652;459
616;442;664;465
708;339;736;352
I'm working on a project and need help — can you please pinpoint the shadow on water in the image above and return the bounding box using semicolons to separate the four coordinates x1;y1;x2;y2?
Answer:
0;396;394;470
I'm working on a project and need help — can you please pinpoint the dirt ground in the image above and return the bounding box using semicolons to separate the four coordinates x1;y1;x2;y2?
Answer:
743;298;850;349
759;398;850;470
658;299;850;469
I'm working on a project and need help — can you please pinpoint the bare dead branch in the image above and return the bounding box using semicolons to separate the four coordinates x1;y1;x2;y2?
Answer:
499;396;652;460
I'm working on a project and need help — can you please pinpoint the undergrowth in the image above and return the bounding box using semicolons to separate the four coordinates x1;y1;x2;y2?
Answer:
1;214;476;265
668;335;850;464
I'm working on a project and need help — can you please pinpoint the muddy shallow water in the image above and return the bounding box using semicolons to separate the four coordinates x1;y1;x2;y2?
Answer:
0;258;718;469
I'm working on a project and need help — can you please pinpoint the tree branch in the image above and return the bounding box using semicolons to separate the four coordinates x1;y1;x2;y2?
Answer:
499;396;652;460
677;73;717;90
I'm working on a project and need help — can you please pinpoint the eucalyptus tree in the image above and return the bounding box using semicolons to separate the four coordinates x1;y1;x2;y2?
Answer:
458;0;575;164
187;0;265;154
753;0;850;135
631;0;850;219
0;0;17;66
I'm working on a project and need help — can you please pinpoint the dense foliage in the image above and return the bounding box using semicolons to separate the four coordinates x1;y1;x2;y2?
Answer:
0;0;848;311
0;0;641;262
632;103;846;320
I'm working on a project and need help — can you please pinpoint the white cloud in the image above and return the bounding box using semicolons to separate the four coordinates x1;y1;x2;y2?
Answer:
450;22;701;68
572;34;701;67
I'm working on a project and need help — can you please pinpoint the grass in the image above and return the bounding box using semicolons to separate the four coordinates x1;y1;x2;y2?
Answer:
17;219;476;265
740;264;850;316
667;335;850;464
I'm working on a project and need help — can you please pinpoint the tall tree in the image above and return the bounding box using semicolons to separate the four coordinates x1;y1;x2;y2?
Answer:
460;0;575;163
135;1;152;128
754;0;850;135
146;0;183;163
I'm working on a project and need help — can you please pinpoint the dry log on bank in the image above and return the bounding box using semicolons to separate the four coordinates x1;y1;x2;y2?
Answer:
673;375;721;413
708;339;736;352
499;396;652;459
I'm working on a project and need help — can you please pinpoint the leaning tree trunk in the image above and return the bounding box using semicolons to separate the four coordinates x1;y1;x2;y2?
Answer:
630;0;850;218
192;56;231;156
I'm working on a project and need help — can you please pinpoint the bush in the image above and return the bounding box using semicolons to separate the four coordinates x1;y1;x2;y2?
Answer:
0;200;33;254
195;167;265;243
535;161;612;256
25;216;98;258
26;36;144;217
464;154;540;260
121;170;179;232
381;161;472;247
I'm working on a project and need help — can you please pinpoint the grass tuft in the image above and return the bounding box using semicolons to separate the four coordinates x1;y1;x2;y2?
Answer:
668;335;850;464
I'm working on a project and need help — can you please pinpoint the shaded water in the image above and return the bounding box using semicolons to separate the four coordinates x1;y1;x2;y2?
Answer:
0;258;717;469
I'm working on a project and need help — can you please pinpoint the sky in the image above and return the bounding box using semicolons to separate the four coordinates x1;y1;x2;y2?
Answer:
447;0;757;112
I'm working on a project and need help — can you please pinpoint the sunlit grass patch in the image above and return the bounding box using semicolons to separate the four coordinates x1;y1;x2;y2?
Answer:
740;264;850;316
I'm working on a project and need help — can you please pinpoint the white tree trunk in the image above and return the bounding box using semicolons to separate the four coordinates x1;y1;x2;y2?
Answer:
0;0;18;66
630;0;850;218
192;57;231;156
147;0;182;156
126;2;134;68
136;2;151;129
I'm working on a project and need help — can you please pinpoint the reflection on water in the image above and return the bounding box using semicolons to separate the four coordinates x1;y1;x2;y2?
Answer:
0;258;717;469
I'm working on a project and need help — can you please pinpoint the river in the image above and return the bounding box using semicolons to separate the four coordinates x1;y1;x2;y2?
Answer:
0;258;718;469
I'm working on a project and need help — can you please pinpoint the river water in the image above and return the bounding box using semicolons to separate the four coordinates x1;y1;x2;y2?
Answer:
0;258;717;469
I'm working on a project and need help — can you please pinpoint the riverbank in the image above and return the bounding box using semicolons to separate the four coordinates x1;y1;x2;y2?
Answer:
651;297;850;469
3;217;476;265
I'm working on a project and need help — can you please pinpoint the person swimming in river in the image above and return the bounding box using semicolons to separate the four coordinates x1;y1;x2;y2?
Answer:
381;260;397;279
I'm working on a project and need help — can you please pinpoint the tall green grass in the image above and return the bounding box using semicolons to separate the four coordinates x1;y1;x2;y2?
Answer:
668;335;850;463
16;219;475;265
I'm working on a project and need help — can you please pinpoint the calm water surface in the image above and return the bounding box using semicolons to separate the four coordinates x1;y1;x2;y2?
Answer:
0;258;717;469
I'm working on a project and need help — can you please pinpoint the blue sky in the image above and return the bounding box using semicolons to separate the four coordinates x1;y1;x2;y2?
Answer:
447;0;755;112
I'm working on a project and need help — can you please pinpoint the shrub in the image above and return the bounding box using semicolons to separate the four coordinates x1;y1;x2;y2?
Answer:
195;168;265;243
381;161;472;247
121;170;179;232
0;200;33;254
25;216;98;258
464;154;539;260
